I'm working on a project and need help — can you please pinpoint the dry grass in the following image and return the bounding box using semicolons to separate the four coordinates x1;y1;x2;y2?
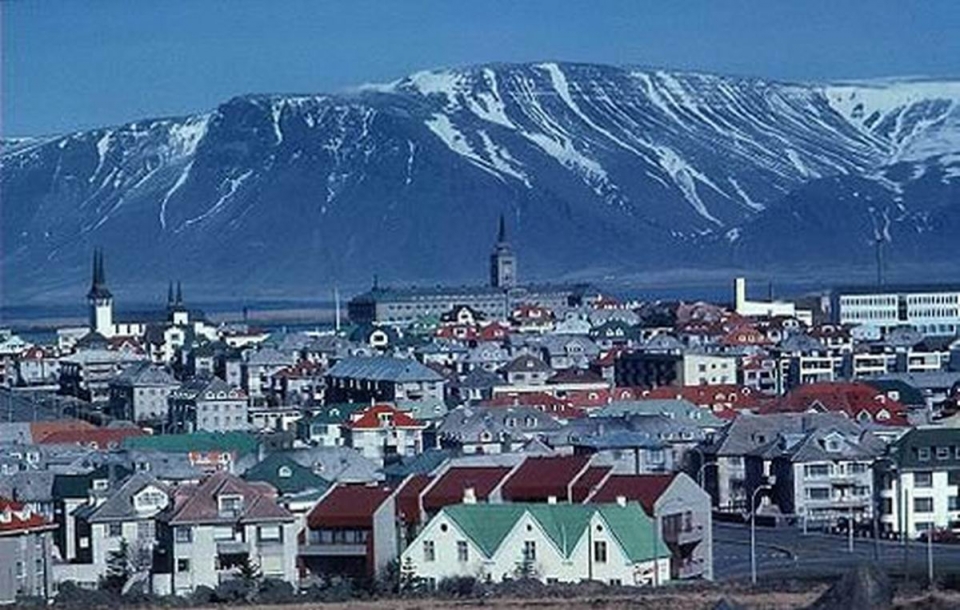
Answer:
231;587;827;610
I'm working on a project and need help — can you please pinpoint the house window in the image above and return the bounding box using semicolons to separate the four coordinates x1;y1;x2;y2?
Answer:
522;540;536;562
915;472;933;488
594;540;608;563
108;523;122;537
174;526;192;543
456;540;469;562
914;497;934;513
258;525;282;542
218;494;244;515
949;496;960;511
806;487;831;500
803;464;831;477
938;447;951;460
423;540;435;562
918;448;931;461
177;558;190;573
949;471;960;486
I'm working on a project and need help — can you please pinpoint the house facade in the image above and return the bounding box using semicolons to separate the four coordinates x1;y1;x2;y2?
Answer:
401;502;670;587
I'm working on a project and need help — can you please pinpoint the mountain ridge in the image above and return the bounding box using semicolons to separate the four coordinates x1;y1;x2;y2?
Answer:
2;61;958;304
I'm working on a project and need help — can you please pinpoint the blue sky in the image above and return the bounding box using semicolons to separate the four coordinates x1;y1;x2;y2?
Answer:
4;0;960;135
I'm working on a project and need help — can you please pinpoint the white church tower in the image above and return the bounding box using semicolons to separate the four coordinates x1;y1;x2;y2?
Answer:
87;248;115;337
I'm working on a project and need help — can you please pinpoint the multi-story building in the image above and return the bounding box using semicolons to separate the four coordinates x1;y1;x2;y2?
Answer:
167;377;249;433
343;404;427;465
152;472;298;595
324;356;445;405
59;348;146;403
880;427;960;538
761;427;884;528
67;473;172;587
347;219;592;327
108;362;179;427
301;483;397;582
615;352;737;389
832;284;960;337
0;497;56;604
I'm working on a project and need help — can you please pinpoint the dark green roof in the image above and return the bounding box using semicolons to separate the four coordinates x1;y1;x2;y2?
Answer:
123;431;259;456
304;403;365;425
864;379;926;407
892;427;960;470
242;453;330;496
52;464;134;499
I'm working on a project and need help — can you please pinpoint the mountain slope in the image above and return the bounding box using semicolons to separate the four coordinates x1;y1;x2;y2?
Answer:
2;62;959;303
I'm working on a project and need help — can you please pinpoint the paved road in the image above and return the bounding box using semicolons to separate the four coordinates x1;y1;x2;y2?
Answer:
713;522;960;582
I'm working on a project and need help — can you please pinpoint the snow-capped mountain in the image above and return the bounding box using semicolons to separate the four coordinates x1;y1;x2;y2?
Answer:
2;62;958;302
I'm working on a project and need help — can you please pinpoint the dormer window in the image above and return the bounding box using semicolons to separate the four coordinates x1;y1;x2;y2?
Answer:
918;448;931;461
826;440;840;452
278;466;292;478
92;479;109;491
218;494;244;516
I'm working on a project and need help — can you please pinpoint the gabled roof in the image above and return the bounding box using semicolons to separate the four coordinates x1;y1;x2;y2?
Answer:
500;455;591;502
347;404;424;430
87;473;169;522
0;497;56;535
242;452;330;496
440;502;667;562
570;465;613;503
395;474;431;525
38;427;144;448
168;471;292;525
112;362;178;387
306;483;393;529
421;466;512;512
587;474;675;515
502;354;552;374
326;356;443;382
171;376;246;401
546;368;605;385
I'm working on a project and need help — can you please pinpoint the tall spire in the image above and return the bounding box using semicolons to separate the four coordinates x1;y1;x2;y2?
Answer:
497;213;507;243
167;281;175;308
176;281;183;306
87;248;112;300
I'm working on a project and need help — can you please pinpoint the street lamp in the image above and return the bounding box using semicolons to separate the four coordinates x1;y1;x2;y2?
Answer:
697;460;719;490
750;483;773;585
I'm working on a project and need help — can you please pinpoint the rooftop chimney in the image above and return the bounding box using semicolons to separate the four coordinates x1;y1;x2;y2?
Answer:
463;487;477;504
615;495;627;507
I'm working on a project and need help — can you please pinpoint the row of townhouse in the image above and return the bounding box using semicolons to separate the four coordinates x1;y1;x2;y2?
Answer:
300;454;712;585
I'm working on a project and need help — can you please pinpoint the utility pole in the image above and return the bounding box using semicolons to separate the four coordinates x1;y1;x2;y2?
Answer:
751;484;773;585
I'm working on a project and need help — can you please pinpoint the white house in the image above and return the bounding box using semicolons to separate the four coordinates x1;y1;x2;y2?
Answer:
401;502;670;587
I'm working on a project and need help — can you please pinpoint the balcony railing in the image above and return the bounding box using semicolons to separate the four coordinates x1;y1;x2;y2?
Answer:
662;524;704;546
298;542;366;557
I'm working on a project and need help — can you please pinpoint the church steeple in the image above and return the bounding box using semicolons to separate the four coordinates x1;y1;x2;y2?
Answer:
489;214;517;289
175;281;183;307
87;248;112;300
167;281;175;309
87;247;114;336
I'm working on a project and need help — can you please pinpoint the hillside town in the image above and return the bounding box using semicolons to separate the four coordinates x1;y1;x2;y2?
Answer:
4;219;960;602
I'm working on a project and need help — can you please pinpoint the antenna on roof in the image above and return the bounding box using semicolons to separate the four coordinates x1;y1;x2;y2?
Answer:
875;236;885;287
